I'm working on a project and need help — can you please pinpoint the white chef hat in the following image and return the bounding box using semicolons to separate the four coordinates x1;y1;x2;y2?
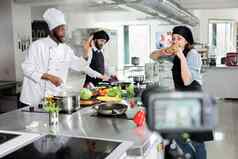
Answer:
43;8;66;31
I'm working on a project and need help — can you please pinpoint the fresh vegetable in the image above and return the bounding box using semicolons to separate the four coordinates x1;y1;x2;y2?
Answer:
108;86;122;97
97;88;109;96
121;90;128;97
127;84;135;98
80;88;93;100
43;98;60;113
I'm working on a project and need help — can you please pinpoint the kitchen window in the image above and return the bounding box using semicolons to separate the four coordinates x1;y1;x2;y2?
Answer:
128;25;150;65
208;20;235;64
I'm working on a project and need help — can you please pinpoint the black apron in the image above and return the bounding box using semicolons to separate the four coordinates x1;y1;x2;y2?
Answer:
85;50;105;86
170;55;213;142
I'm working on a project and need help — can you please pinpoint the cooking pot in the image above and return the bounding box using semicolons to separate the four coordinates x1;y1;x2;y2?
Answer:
93;103;128;116
131;57;140;66
54;91;80;113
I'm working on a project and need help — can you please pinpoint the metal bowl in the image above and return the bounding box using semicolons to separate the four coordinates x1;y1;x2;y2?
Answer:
93;103;128;116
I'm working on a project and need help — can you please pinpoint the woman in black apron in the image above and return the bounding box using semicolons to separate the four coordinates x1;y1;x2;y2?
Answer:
151;26;213;159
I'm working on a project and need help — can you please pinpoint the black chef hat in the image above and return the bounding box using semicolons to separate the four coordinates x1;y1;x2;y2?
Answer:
172;26;194;45
93;30;110;42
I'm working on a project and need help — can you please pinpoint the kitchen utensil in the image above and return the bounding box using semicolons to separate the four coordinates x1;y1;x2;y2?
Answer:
131;57;140;66
53;91;80;113
93;103;128;116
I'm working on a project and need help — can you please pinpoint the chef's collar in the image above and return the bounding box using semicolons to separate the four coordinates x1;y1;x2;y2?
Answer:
47;36;61;47
93;47;103;53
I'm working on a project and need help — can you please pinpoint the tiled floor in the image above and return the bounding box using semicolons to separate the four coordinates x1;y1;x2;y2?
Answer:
206;99;238;159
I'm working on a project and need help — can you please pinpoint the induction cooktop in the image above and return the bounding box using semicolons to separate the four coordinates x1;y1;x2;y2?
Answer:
2;135;121;159
0;133;19;145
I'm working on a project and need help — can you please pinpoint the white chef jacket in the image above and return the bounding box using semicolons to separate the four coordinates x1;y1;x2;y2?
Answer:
20;36;102;106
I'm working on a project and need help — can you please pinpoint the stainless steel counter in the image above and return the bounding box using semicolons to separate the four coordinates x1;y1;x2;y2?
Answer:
0;107;161;157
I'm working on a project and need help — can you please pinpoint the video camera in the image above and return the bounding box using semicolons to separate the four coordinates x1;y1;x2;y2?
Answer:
142;89;217;134
141;89;217;159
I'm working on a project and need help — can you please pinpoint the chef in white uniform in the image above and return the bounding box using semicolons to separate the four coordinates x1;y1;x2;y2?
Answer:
19;8;108;107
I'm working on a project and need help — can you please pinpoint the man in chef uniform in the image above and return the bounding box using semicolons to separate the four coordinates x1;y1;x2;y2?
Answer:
19;8;109;108
84;30;118;87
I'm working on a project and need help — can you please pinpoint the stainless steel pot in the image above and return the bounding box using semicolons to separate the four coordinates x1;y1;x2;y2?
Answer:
93;103;128;116
54;91;80;113
131;57;140;66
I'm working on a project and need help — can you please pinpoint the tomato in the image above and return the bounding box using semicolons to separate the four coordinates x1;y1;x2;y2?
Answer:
98;88;109;96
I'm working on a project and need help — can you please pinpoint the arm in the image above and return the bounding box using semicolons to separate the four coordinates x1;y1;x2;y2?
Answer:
69;50;108;80
150;49;175;62
186;50;202;85
83;36;94;61
85;49;93;65
150;44;181;61
179;55;192;86
176;49;201;86
22;42;63;86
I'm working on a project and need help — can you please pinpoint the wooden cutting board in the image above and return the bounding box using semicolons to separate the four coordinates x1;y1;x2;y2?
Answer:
96;96;122;102
80;99;100;106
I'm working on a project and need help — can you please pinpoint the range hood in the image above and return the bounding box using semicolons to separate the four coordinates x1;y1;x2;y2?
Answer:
15;0;199;26
92;0;199;26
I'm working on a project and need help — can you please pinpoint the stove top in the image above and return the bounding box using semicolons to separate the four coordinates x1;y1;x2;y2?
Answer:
0;131;42;158
0;133;19;145
2;135;121;159
21;107;79;115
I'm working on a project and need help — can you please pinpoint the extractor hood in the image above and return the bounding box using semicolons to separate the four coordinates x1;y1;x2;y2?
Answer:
92;0;199;26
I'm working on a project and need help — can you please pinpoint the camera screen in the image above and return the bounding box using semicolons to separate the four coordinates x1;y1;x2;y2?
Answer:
153;99;202;130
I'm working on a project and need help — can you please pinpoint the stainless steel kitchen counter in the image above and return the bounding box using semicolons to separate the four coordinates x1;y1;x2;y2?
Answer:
0;107;161;157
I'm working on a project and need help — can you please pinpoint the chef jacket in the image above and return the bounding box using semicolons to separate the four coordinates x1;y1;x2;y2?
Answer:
20;36;102;106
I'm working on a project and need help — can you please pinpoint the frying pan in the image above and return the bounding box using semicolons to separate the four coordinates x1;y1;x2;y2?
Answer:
93;102;128;116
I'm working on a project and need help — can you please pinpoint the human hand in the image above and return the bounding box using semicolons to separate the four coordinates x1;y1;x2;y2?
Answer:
150;48;174;60
100;75;110;81
83;36;94;57
150;52;160;60
174;47;185;60
42;73;63;87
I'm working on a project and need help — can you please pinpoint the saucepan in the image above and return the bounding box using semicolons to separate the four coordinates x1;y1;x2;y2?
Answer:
131;57;140;66
93;102;128;116
45;91;80;113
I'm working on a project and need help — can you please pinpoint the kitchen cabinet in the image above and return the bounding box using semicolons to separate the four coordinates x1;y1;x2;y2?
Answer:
0;81;20;113
203;66;238;99
0;96;17;113
32;20;49;41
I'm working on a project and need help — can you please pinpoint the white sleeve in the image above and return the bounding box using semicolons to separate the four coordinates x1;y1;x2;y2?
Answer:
22;43;44;83
69;50;102;78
